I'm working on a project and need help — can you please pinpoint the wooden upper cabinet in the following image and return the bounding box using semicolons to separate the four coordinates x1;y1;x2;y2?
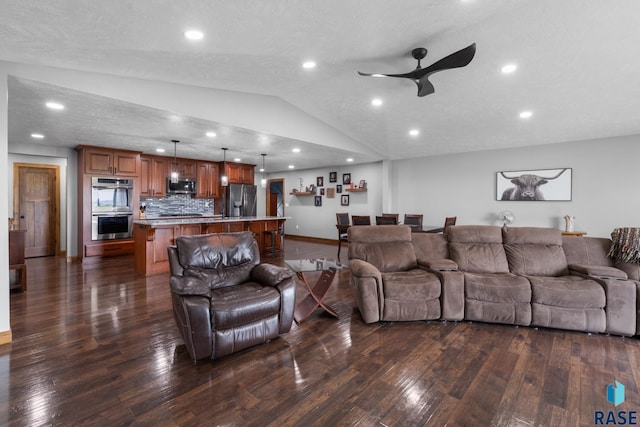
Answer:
177;160;196;179
140;155;167;197
226;163;255;185
196;162;220;198
82;147;140;177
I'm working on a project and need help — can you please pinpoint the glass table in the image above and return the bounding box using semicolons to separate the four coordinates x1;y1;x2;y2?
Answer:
285;258;346;323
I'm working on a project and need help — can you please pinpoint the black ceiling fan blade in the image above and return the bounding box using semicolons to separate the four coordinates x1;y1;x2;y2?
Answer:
357;70;420;79
413;43;477;80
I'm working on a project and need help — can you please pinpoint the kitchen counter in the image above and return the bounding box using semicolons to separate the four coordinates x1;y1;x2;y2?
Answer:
133;216;287;276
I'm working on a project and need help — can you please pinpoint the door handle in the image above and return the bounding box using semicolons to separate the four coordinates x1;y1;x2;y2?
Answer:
20;215;25;219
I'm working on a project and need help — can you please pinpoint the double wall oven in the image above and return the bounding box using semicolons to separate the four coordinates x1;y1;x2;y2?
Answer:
91;177;134;241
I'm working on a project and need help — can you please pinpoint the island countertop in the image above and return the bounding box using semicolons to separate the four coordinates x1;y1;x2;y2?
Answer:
135;215;289;227
133;216;288;275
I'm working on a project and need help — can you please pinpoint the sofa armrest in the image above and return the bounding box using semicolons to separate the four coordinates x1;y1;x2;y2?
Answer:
569;264;628;280
349;259;383;323
615;261;640;281
251;263;294;287
170;276;211;298
275;277;296;334
420;258;459;271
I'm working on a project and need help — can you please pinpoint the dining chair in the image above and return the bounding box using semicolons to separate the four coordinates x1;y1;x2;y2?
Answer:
381;213;399;222
444;216;457;233
376;215;398;225
403;214;424;232
336;213;350;260
352;215;372;226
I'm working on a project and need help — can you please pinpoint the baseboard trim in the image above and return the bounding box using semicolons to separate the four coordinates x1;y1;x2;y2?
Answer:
285;234;339;246
0;329;12;346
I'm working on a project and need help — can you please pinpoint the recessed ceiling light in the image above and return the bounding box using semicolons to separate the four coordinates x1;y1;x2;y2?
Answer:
346;158;354;162
302;61;316;69
259;168;265;172
234;158;241;162
371;98;383;107
501;64;517;74
206;131;217;138
409;129;420;137
184;30;204;41
292;148;301;153
156;148;165;153
46;101;64;110
288;165;295;169
30;133;44;139
519;110;533;119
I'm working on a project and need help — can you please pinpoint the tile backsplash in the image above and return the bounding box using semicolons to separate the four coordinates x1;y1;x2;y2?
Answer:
140;194;214;217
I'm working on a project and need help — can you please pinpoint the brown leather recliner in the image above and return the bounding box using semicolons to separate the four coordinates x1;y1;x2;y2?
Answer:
168;232;296;362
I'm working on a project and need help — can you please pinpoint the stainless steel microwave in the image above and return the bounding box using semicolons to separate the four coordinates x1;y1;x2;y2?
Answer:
167;178;197;194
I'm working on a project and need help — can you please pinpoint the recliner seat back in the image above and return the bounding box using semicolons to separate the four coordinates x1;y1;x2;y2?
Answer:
502;227;568;276
447;225;509;273
348;225;417;272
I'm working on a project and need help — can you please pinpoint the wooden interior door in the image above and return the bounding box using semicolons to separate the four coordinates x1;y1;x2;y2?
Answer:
267;179;284;217
15;165;59;258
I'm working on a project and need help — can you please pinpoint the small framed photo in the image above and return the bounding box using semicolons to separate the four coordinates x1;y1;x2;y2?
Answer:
343;173;351;185
329;172;337;183
336;185;342;194
341;195;350;206
315;196;322;206
320;188;325;196
317;176;324;187
358;179;367;189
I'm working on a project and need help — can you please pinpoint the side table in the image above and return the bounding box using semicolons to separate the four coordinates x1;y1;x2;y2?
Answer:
285;258;346;323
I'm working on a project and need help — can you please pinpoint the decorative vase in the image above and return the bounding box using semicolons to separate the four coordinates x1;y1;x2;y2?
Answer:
563;215;575;232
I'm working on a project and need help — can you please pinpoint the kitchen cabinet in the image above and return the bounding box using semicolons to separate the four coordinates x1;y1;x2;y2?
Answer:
225;163;255;185
196;161;220;198
168;160;197;179
140;155;167;197
81;146;140;177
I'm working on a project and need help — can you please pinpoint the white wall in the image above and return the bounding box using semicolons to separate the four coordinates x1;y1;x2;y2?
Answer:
273;162;383;240
1;68;10;335
391;135;640;238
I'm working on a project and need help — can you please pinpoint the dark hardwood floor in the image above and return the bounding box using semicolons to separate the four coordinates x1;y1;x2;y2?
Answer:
2;238;639;426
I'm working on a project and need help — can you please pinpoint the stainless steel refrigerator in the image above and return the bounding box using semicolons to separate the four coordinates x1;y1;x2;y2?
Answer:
225;184;257;217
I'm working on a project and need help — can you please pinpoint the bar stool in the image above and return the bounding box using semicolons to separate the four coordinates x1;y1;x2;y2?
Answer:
263;222;284;258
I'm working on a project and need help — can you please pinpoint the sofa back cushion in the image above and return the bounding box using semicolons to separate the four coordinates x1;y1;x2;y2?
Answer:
503;227;568;276
411;232;449;264
348;225;417;272
176;232;259;288
447;226;510;273
562;236;614;266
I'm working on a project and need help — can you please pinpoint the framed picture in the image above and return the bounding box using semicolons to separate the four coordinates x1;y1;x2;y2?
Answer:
317;176;324;187
358;179;367;189
314;196;322;206
320;188;325;196
341;195;349;206
329;172;337;183
336;185;342;194
343;173;351;185
326;188;335;198
496;168;572;201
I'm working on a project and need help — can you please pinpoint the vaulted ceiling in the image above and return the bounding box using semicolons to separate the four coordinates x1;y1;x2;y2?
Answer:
2;1;640;172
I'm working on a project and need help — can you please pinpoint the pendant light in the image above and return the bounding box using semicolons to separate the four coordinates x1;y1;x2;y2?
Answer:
260;153;267;188
170;139;180;183
220;147;229;187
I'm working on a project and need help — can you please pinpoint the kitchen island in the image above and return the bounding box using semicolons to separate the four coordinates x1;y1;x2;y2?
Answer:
133;216;287;276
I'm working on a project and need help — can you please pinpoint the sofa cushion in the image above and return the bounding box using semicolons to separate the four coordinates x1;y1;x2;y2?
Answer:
464;272;531;303
503;227;568;276
529;276;605;309
210;282;281;329
176;232;258;270
381;269;441;300
447;226;509;273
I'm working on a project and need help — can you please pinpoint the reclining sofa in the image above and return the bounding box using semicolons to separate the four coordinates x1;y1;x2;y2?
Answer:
348;225;638;337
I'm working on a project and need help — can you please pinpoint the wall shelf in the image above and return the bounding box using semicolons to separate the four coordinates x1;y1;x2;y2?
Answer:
290;191;316;196
346;188;367;193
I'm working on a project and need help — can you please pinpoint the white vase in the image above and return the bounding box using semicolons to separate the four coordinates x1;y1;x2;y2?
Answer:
563;215;575;232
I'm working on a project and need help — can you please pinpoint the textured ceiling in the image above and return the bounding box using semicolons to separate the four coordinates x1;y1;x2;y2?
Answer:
2;0;640;172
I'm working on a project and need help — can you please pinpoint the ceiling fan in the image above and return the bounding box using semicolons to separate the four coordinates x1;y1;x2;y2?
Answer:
358;43;476;97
